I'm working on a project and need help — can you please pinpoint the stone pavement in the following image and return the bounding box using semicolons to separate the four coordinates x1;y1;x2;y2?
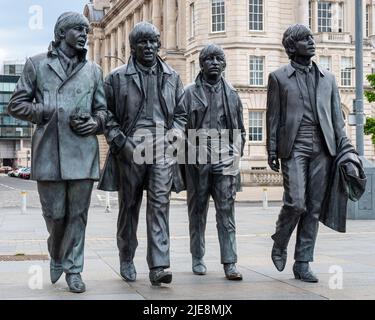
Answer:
1;198;375;300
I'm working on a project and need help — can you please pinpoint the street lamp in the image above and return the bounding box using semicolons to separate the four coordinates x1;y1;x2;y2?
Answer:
347;0;375;220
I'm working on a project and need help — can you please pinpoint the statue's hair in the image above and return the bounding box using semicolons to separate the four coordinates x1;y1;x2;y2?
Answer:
199;43;226;70
54;12;89;44
129;22;161;51
282;24;313;60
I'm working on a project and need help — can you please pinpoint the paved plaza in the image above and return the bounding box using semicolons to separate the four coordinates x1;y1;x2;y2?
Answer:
0;175;375;300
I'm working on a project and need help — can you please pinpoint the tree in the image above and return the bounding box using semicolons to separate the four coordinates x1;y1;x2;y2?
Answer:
364;74;375;145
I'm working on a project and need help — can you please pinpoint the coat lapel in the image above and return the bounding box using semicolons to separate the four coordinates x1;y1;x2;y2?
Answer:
222;78;236;129
59;61;88;89
193;76;209;129
286;63;305;123
314;61;326;118
124;58;143;94
47;58;67;83
158;57;175;121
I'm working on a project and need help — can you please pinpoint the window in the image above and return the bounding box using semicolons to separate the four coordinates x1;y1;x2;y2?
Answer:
249;0;264;31
15;65;23;75
190;3;195;38
366;5;370;38
319;56;331;71
318;2;332;32
372;61;375;74
341;57;353;87
0;82;16;92
249;111;264;142
249;56;264;86
9;65;16;75
309;1;312;30
0;93;12;103
338;3;344;33
211;0;225;32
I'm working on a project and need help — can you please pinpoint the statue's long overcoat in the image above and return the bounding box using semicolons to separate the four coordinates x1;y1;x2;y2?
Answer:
7;43;107;181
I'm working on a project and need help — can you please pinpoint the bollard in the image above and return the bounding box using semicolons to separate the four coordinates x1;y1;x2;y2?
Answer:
21;191;27;214
105;192;111;213
262;188;268;209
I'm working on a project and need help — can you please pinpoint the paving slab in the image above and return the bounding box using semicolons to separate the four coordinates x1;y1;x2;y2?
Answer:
0;186;375;300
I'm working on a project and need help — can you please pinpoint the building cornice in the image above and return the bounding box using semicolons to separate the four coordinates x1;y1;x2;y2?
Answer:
100;0;132;26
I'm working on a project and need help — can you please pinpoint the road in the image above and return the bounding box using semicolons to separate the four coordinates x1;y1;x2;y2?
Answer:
0;175;37;191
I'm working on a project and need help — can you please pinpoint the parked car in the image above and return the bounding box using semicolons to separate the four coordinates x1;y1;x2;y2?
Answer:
19;167;31;179
11;167;28;178
8;168;20;177
0;166;13;174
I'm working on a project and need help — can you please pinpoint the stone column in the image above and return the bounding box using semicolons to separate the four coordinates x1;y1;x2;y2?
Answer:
104;35;111;75
87;34;94;61
164;0;177;49
176;0;186;49
152;0;162;31
117;23;124;65
134;8;140;25
125;17;131;61
110;30;117;71
94;36;101;65
331;2;339;33
311;0;318;33
143;1;149;22
296;0;309;27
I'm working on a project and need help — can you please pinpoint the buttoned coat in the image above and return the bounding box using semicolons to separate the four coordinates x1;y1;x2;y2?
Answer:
266;61;346;159
7;43;107;181
184;74;246;190
184;74;246;156
98;57;187;192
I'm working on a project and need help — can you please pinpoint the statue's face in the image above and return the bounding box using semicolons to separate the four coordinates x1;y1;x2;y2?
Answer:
294;32;316;59
201;53;225;78
63;24;89;51
133;33;159;67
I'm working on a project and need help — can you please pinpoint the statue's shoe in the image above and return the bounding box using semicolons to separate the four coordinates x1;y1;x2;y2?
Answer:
223;263;243;281
293;262;319;283
120;260;137;282
192;257;207;275
271;243;287;272
66;273;86;293
149;267;172;286
50;259;63;284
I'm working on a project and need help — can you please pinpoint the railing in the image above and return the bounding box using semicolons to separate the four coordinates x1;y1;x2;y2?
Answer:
314;32;352;44
241;170;283;187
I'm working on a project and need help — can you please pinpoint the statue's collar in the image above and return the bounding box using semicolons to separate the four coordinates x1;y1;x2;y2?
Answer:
47;41;87;62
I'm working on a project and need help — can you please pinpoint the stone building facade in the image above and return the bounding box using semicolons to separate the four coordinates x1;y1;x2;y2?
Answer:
83;0;375;184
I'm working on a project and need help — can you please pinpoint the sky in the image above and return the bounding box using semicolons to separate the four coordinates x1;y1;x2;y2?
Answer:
0;0;89;72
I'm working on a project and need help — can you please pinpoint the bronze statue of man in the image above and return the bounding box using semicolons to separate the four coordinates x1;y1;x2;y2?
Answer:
266;24;349;282
98;22;187;286
184;44;246;280
7;12;107;293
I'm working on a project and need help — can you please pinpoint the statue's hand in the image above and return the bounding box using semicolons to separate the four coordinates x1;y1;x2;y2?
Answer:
116;138;134;164
268;152;280;172
70;114;98;137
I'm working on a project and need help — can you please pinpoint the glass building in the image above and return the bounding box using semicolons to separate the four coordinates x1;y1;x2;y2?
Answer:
0;74;32;167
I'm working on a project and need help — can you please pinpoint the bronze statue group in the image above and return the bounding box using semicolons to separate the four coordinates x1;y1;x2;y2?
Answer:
7;12;365;293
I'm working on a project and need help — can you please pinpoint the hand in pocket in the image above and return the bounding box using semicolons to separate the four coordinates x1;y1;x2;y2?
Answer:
117;138;135;164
